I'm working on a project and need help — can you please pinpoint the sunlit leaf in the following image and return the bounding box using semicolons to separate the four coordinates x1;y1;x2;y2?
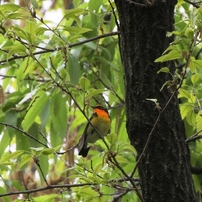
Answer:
196;113;202;132
155;49;182;62
0;3;21;12
180;104;193;119
178;89;192;100
157;67;171;74
79;77;90;91
1;150;24;163
191;74;199;84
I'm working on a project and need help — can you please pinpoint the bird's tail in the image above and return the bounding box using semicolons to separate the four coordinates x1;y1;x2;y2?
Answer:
78;146;90;157
77;134;90;157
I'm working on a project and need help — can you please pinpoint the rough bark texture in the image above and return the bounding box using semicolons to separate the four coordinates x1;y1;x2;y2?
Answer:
114;0;197;201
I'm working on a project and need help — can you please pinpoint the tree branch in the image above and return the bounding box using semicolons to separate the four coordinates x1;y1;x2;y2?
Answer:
0;31;119;64
0;183;92;197
184;0;201;8
0;122;48;148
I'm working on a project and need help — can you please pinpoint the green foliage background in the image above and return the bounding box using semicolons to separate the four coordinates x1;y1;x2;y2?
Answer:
0;0;202;201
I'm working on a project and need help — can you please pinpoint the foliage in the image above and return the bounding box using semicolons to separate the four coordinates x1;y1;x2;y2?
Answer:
156;0;202;193
0;0;202;201
0;0;133;201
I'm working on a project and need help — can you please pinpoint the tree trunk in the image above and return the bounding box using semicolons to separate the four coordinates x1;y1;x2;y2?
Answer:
114;0;197;201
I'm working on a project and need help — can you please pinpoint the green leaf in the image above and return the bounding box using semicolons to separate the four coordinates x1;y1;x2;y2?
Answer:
18;154;32;169
194;60;202;70
79;186;99;198
196;113;202;132
85;89;107;100
157;67;171;74
25;18;37;43
0;3;21;12
39;100;50;129
29;194;61;202
178;89;192;100
25;18;37;34
68;56;81;84
60;68;70;82
90;12;98;28
155;49;182;62
16;57;30;81
64;27;92;34
0;187;9;202
160;80;171;92
191;74;199;84
7;43;27;59
35;27;47;36
119;143;136;154
93;163;102;176
186;110;196;126
42;148;55;155
38;155;49;184
107;132;117;145
22;90;49;131
5;111;17;136
64;8;87;17
180;104;193;119
79;77;90;91
89;0;103;12
31;0;39;9
1;150;24;163
115;155;130;164
7;12;25;20
10;26;27;40
50;91;67;144
0;131;11;159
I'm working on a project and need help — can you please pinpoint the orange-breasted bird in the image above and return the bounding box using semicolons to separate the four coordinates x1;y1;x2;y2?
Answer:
77;105;111;157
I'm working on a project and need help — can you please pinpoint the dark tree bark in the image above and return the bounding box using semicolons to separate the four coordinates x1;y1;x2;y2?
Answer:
114;0;197;201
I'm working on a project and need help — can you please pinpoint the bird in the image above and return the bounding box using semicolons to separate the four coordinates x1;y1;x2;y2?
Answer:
77;105;111;157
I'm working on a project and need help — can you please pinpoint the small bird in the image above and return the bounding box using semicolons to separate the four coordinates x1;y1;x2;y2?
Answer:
77;105;111;157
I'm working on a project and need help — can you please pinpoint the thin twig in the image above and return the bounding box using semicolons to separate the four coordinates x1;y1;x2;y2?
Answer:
32;54;111;152
184;0;201;8
0;183;92;197
0;122;48;148
0;74;50;82
186;129;202;143
34;157;49;186
130;29;200;178
109;153;144;202
91;68;124;104
0;31;119;64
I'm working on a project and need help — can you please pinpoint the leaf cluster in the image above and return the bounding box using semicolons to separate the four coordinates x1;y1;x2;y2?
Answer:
0;0;135;201
156;0;202;192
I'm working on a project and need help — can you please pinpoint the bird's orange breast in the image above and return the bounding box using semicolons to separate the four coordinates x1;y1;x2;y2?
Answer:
94;108;109;118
